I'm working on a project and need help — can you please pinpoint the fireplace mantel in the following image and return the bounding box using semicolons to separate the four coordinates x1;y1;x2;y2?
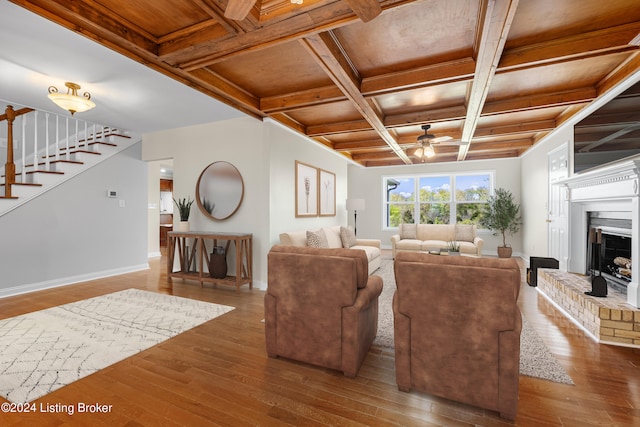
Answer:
561;158;640;201
559;157;640;308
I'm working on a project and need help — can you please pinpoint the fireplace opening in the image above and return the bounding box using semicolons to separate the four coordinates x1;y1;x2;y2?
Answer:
587;213;632;294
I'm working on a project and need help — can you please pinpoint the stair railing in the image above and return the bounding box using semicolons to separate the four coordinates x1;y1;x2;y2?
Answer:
2;103;117;197
1;105;33;197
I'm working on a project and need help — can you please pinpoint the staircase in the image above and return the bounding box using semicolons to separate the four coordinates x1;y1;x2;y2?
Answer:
1;104;138;217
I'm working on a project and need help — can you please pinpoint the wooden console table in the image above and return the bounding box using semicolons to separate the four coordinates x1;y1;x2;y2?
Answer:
167;231;253;293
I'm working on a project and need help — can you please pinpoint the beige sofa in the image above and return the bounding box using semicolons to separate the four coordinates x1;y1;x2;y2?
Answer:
279;225;381;275
391;223;483;258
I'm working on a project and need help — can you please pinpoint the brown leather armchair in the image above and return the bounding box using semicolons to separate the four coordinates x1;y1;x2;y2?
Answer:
393;252;522;420
265;245;383;377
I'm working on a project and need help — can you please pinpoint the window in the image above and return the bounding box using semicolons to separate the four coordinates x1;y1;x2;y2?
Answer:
384;173;492;228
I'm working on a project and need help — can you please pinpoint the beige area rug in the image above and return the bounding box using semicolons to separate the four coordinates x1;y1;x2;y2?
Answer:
373;258;574;385
0;289;235;403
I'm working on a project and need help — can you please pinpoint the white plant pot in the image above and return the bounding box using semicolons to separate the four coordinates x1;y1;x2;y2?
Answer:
176;221;190;232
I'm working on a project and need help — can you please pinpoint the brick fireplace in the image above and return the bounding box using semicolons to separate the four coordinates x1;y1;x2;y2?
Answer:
562;158;640;309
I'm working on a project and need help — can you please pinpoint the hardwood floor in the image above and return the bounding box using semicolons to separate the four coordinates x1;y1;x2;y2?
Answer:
1;255;639;426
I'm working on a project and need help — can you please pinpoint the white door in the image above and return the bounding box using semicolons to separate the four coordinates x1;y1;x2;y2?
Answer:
548;144;569;270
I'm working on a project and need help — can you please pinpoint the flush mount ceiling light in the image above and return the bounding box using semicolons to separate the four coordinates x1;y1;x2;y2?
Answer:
47;82;95;115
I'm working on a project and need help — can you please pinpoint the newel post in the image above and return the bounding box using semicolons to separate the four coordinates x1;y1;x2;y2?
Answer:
4;105;16;198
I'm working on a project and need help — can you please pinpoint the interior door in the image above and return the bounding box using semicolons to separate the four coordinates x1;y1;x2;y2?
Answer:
548;144;569;270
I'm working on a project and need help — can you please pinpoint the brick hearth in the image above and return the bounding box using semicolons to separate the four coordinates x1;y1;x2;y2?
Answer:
538;269;640;347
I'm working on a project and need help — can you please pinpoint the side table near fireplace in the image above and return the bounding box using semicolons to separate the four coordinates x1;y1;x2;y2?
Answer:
167;231;253;293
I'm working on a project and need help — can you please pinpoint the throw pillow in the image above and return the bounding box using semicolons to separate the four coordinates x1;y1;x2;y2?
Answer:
340;226;357;248
455;224;475;242
307;229;329;248
399;223;417;239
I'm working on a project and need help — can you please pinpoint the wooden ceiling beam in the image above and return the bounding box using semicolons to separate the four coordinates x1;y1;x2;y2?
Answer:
188;68;263;115
306;119;373;136
261;86;346;113
458;0;520;161
352;151;408;161
168;0;417;67
344;0;382;23
189;0;245;34
271;113;306;134
498;22;640;72
384;106;467;128
467;138;533;152
224;0;258;21
169;2;356;67
482;87;597;116
335;139;416;152
361;57;476;96
301;31;411;163
11;0;158;54
597;51;640;96
465;150;520;160
473;120;556;138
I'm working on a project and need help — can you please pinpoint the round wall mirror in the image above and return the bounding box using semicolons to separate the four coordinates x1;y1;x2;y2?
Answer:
196;161;244;220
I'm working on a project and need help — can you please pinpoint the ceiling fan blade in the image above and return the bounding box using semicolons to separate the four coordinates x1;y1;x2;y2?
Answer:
432;135;452;143
437;140;468;146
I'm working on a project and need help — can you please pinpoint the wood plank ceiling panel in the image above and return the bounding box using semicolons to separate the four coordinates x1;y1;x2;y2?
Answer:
7;0;640;167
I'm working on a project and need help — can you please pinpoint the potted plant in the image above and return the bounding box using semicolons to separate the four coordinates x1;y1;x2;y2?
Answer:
173;196;194;232
480;188;521;258
447;240;460;256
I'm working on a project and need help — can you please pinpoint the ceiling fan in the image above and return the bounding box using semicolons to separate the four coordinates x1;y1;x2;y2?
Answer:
412;125;465;162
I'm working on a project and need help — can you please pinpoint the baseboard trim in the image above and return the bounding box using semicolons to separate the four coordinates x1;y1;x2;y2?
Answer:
0;263;150;299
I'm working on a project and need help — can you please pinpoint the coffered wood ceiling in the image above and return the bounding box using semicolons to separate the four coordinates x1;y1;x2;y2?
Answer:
11;0;640;167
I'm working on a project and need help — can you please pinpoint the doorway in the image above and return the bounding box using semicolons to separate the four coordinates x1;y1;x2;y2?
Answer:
147;159;173;257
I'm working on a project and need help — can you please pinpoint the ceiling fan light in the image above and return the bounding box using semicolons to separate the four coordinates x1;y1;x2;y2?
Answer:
414;147;424;158
423;143;435;158
47;82;95;115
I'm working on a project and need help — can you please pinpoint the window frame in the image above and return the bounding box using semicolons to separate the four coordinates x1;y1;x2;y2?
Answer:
383;171;494;230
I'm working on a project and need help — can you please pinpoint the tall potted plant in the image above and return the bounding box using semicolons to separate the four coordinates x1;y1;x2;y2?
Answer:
173;196;194;232
480;188;521;258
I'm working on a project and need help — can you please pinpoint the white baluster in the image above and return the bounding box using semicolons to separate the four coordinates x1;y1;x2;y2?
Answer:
32;110;38;172
65;116;70;159
84;120;88;150
21;114;26;183
45;113;50;170
55;115;60;161
75;119;79;152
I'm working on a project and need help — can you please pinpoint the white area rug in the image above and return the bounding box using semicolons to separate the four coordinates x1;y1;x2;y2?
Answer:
0;289;234;403
372;258;574;385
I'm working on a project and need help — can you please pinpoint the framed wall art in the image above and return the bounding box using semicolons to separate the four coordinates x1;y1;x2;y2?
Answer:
319;168;336;216
295;161;318;217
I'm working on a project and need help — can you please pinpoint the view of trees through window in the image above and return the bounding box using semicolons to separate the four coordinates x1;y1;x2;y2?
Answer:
385;173;492;228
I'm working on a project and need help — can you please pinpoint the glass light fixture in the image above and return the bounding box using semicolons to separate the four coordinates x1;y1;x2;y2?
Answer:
423;142;435;158
47;82;95;115
415;142;435;160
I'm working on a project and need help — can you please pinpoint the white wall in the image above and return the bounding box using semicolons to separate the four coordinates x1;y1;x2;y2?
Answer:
142;117;351;289
0;143;149;297
347;157;522;255
266;120;349;245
